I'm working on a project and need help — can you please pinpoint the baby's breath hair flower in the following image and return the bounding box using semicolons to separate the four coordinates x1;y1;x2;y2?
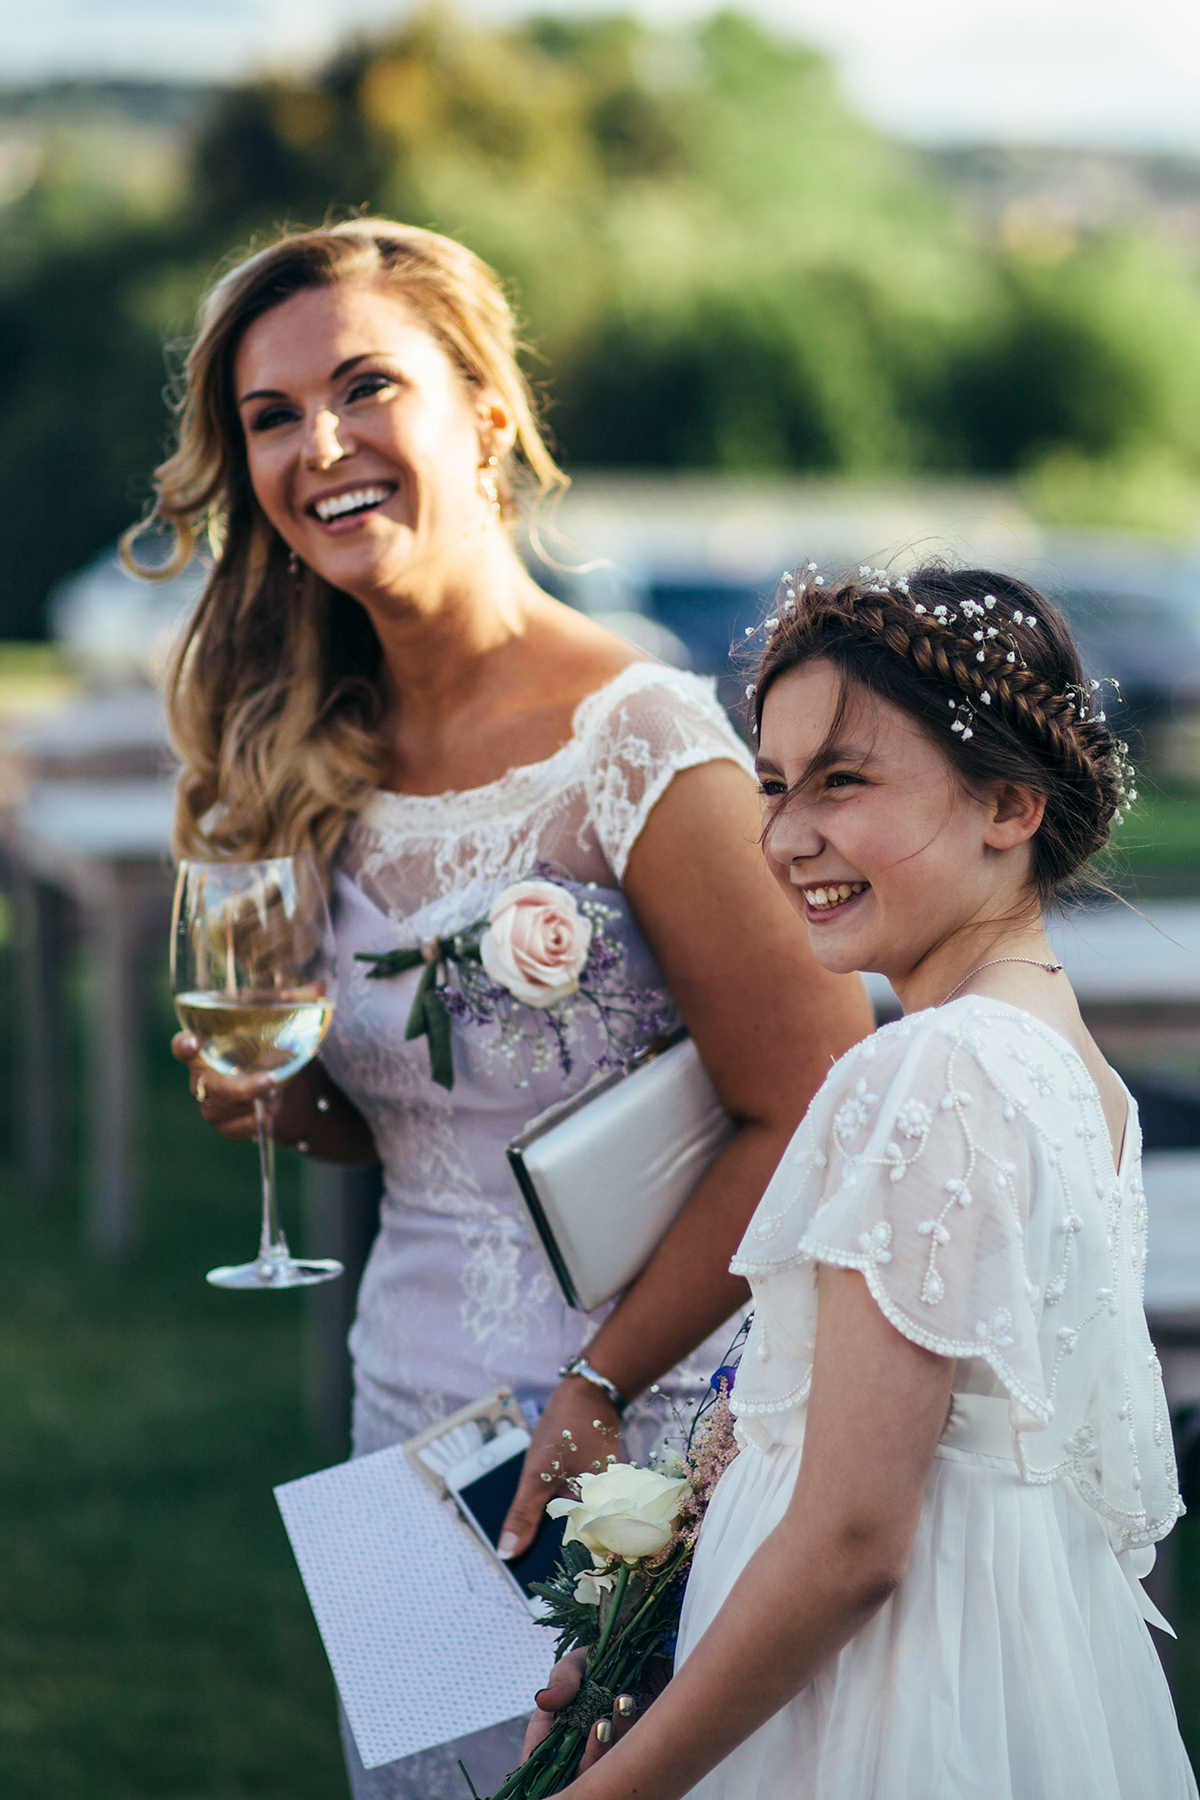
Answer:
947;696;976;741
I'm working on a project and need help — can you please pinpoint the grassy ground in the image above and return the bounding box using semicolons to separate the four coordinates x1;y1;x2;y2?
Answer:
2;961;1200;1795
0;982;347;1799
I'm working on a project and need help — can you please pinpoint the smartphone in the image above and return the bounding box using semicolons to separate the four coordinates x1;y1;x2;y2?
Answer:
445;1426;570;1615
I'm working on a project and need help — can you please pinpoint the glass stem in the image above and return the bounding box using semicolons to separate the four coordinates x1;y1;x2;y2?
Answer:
254;1093;290;1275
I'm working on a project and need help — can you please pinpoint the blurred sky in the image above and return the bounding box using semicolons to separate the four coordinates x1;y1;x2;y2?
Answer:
0;0;1196;151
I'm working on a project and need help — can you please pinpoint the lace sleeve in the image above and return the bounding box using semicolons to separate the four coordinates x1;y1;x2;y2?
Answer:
735;1014;1050;1426
575;664;755;881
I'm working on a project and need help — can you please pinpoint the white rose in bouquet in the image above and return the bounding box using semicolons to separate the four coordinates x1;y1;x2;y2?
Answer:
480;880;594;1008
548;1463;688;1564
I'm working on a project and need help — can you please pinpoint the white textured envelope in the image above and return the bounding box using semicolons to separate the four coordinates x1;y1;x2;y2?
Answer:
275;1444;551;1769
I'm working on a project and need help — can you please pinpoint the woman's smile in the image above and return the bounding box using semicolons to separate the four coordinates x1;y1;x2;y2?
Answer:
305;478;399;531
235;282;492;593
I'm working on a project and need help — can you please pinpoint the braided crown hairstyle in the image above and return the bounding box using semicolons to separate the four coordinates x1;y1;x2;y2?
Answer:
751;564;1134;903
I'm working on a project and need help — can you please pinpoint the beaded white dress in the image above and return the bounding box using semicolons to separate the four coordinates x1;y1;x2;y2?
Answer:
317;662;754;1797
677;998;1196;1800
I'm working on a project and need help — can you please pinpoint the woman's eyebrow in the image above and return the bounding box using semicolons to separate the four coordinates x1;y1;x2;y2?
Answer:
238;386;286;406
238;353;386;408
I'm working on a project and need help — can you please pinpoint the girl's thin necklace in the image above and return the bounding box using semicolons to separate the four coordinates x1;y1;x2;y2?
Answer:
938;956;1063;1008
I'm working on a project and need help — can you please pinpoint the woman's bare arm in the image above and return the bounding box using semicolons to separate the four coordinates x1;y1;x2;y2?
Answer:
500;760;873;1551
564;1267;956;1799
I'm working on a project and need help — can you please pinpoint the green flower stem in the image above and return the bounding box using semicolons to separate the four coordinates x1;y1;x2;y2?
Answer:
537;1728;584;1797
590;1562;631;1666
476;1544;692;1794
587;1548;687;1689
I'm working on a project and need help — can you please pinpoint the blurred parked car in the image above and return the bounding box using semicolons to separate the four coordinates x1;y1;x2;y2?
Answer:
48;542;204;687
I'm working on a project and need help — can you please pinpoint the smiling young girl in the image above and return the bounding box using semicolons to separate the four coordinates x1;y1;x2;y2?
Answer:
547;566;1196;1799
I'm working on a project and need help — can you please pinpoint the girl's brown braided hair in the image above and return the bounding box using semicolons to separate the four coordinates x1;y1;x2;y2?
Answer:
751;564;1133;904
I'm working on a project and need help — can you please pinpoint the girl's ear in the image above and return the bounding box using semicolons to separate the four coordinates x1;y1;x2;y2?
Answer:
983;783;1046;851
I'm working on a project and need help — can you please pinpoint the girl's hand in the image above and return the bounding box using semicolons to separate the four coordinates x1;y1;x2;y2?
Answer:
171;1032;275;1142
521;1649;637;1772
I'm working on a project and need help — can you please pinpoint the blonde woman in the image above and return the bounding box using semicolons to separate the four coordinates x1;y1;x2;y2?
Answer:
131;219;872;1797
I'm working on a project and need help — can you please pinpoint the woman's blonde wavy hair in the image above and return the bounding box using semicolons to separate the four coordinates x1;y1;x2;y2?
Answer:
123;218;567;876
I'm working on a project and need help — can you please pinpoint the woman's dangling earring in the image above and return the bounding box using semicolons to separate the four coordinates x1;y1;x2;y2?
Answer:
478;454;501;517
287;549;299;575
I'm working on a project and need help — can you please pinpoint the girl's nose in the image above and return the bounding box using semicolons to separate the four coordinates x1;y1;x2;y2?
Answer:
762;801;821;871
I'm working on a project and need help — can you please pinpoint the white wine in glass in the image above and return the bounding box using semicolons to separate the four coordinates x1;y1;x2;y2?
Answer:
171;855;343;1289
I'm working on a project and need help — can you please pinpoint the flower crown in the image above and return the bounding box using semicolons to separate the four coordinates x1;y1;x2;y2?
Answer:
746;564;1136;819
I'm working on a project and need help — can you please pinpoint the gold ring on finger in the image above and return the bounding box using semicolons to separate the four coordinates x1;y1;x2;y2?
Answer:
196;1076;207;1104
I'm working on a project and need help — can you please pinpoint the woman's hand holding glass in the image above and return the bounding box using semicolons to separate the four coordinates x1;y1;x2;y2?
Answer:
172;1040;276;1140
170;853;343;1289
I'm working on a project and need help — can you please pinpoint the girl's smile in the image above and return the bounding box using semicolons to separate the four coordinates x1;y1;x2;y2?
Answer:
800;880;870;922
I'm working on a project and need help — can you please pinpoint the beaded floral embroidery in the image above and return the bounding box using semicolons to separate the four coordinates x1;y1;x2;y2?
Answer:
729;1001;1183;1552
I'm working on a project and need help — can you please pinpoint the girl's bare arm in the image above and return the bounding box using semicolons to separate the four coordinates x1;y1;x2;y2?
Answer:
563;1266;956;1800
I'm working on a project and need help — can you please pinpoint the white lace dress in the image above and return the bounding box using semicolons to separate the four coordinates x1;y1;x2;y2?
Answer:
319;663;754;1796
677;998;1196;1800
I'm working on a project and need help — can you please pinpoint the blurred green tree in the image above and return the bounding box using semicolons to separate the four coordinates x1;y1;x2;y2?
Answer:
2;5;1200;635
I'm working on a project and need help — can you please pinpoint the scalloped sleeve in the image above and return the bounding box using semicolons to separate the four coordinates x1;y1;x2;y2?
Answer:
576;666;755;882
733;1018;1051;1427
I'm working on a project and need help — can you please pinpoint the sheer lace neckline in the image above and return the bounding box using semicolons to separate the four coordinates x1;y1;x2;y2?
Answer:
369;657;657;817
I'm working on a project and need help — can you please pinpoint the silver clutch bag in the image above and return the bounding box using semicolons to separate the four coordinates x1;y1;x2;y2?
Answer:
505;1031;734;1313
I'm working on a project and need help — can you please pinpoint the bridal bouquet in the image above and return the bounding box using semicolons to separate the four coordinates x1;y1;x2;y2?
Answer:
356;869;674;1090
465;1351;744;1799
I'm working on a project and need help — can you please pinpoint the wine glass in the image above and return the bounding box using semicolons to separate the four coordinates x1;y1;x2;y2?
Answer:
171;855;343;1289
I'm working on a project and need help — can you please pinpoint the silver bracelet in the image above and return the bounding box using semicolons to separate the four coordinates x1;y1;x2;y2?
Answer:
559;1353;628;1417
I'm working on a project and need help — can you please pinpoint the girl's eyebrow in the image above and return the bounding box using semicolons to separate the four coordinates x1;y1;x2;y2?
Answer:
808;739;874;775
755;740;876;783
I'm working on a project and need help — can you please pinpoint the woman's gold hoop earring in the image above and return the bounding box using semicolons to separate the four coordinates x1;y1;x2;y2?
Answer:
478;454;501;516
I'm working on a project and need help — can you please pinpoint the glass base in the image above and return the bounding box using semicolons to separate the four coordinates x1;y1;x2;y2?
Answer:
206;1256;344;1290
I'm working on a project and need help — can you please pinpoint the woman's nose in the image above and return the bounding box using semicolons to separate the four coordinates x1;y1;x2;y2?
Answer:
303;408;348;469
